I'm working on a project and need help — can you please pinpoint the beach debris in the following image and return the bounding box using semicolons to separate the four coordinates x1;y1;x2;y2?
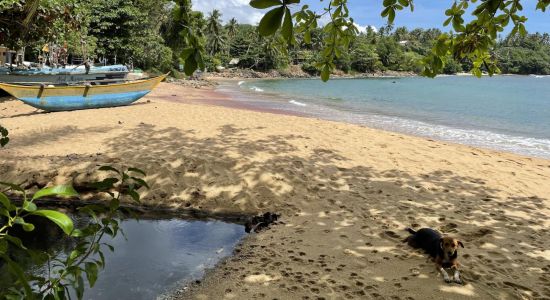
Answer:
244;274;281;284
244;212;280;233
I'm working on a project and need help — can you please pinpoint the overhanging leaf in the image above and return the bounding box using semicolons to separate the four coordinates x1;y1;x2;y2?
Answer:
281;7;293;41
0;192;15;211
85;262;99;287
32;185;79;201
250;0;282;9
31;210;74;235
258;6;285;36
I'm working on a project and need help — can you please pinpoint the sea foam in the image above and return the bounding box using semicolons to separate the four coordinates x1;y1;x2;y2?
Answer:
289;100;307;107
250;86;264;92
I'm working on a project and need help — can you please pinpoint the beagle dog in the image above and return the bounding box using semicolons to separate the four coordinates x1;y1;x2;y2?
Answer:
404;228;464;284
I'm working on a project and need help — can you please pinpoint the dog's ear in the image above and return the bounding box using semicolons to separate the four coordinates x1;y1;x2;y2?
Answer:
458;241;464;248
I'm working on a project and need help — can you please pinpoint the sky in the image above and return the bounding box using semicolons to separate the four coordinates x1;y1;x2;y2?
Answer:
192;0;549;34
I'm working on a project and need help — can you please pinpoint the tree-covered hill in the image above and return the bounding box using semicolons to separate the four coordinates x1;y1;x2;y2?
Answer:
1;0;549;76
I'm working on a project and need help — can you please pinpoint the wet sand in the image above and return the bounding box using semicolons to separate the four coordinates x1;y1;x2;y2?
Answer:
1;82;549;299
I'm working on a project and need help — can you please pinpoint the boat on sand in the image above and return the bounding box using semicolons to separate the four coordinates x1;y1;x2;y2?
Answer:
0;74;167;112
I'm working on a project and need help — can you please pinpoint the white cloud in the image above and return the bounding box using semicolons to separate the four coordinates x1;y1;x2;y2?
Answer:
192;0;264;25
353;23;366;33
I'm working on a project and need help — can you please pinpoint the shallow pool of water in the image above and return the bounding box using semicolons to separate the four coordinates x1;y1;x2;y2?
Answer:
1;216;246;299
83;218;245;299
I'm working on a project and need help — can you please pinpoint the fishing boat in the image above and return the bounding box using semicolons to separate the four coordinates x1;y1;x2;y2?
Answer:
0;64;129;84
0;74;167;112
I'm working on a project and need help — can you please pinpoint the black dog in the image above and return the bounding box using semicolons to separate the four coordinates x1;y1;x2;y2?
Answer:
404;228;464;284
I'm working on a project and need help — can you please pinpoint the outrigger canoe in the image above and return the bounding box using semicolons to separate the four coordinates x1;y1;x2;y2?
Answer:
0;74;167;112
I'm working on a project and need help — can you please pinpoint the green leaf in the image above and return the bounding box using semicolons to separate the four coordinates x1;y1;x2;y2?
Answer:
91;178;119;191
76;274;85;300
0;181;24;193
127;189;140;203
258;6;285;36
130;177;149;189
184;56;198;76
304;30;311;44
281;7;293;41
127;167;146;176
71;229;84;237
518;23;527;36
321;64;330;82
180;48;194;60
0;192;15;211
250;0;282;9
473;68;482;77
85;262;99;287
22;223;35;232
109;197;120;211
98;165;120;174
0;208;9;218
69;249;81;262
22;200;37;212
388;9;396;23
4;235;26;250
32;185;79;201
0;239;7;254
2;254;32;296
31;210;74;235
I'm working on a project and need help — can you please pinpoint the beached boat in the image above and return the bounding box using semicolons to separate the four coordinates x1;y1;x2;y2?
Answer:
0;74;166;112
0;65;129;84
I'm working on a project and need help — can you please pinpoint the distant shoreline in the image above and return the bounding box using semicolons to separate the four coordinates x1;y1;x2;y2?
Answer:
202;69;549;81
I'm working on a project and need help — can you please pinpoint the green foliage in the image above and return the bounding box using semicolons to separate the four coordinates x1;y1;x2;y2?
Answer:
2;0;549;78
86;0;173;69
206;10;228;55
496;32;550;74
0;0;77;51
248;0;549;79
0;166;149;299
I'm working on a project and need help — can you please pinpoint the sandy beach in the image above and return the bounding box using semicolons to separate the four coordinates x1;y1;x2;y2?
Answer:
1;82;549;299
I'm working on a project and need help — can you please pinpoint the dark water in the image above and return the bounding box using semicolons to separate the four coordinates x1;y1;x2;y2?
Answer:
4;217;245;300
221;76;550;159
83;218;245;300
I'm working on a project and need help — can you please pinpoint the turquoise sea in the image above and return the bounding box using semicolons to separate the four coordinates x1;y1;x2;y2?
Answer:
220;75;550;159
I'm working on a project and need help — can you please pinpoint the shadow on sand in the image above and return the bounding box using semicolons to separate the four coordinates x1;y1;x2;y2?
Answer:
1;122;548;299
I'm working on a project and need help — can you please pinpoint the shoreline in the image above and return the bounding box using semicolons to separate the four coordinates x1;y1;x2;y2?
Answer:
206;77;550;161
1;83;549;299
203;68;550;81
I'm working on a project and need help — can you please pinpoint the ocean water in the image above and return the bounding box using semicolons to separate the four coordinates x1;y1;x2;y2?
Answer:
221;75;550;159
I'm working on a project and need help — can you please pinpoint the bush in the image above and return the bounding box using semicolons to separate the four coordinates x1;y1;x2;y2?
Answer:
443;57;463;74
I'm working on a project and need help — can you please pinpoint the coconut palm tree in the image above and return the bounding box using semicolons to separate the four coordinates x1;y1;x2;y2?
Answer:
206;9;227;55
227;18;238;38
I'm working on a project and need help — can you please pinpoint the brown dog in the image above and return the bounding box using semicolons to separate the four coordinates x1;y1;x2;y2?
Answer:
404;228;464;283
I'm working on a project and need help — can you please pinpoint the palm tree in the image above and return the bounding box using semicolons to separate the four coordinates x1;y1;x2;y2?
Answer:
227;18;238;37
206;9;227;55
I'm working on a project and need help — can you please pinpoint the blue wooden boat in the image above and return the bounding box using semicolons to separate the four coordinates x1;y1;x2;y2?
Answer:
0;74;167;112
0;65;129;83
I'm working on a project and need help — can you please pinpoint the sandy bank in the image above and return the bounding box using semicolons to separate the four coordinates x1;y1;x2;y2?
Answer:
1;82;549;299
